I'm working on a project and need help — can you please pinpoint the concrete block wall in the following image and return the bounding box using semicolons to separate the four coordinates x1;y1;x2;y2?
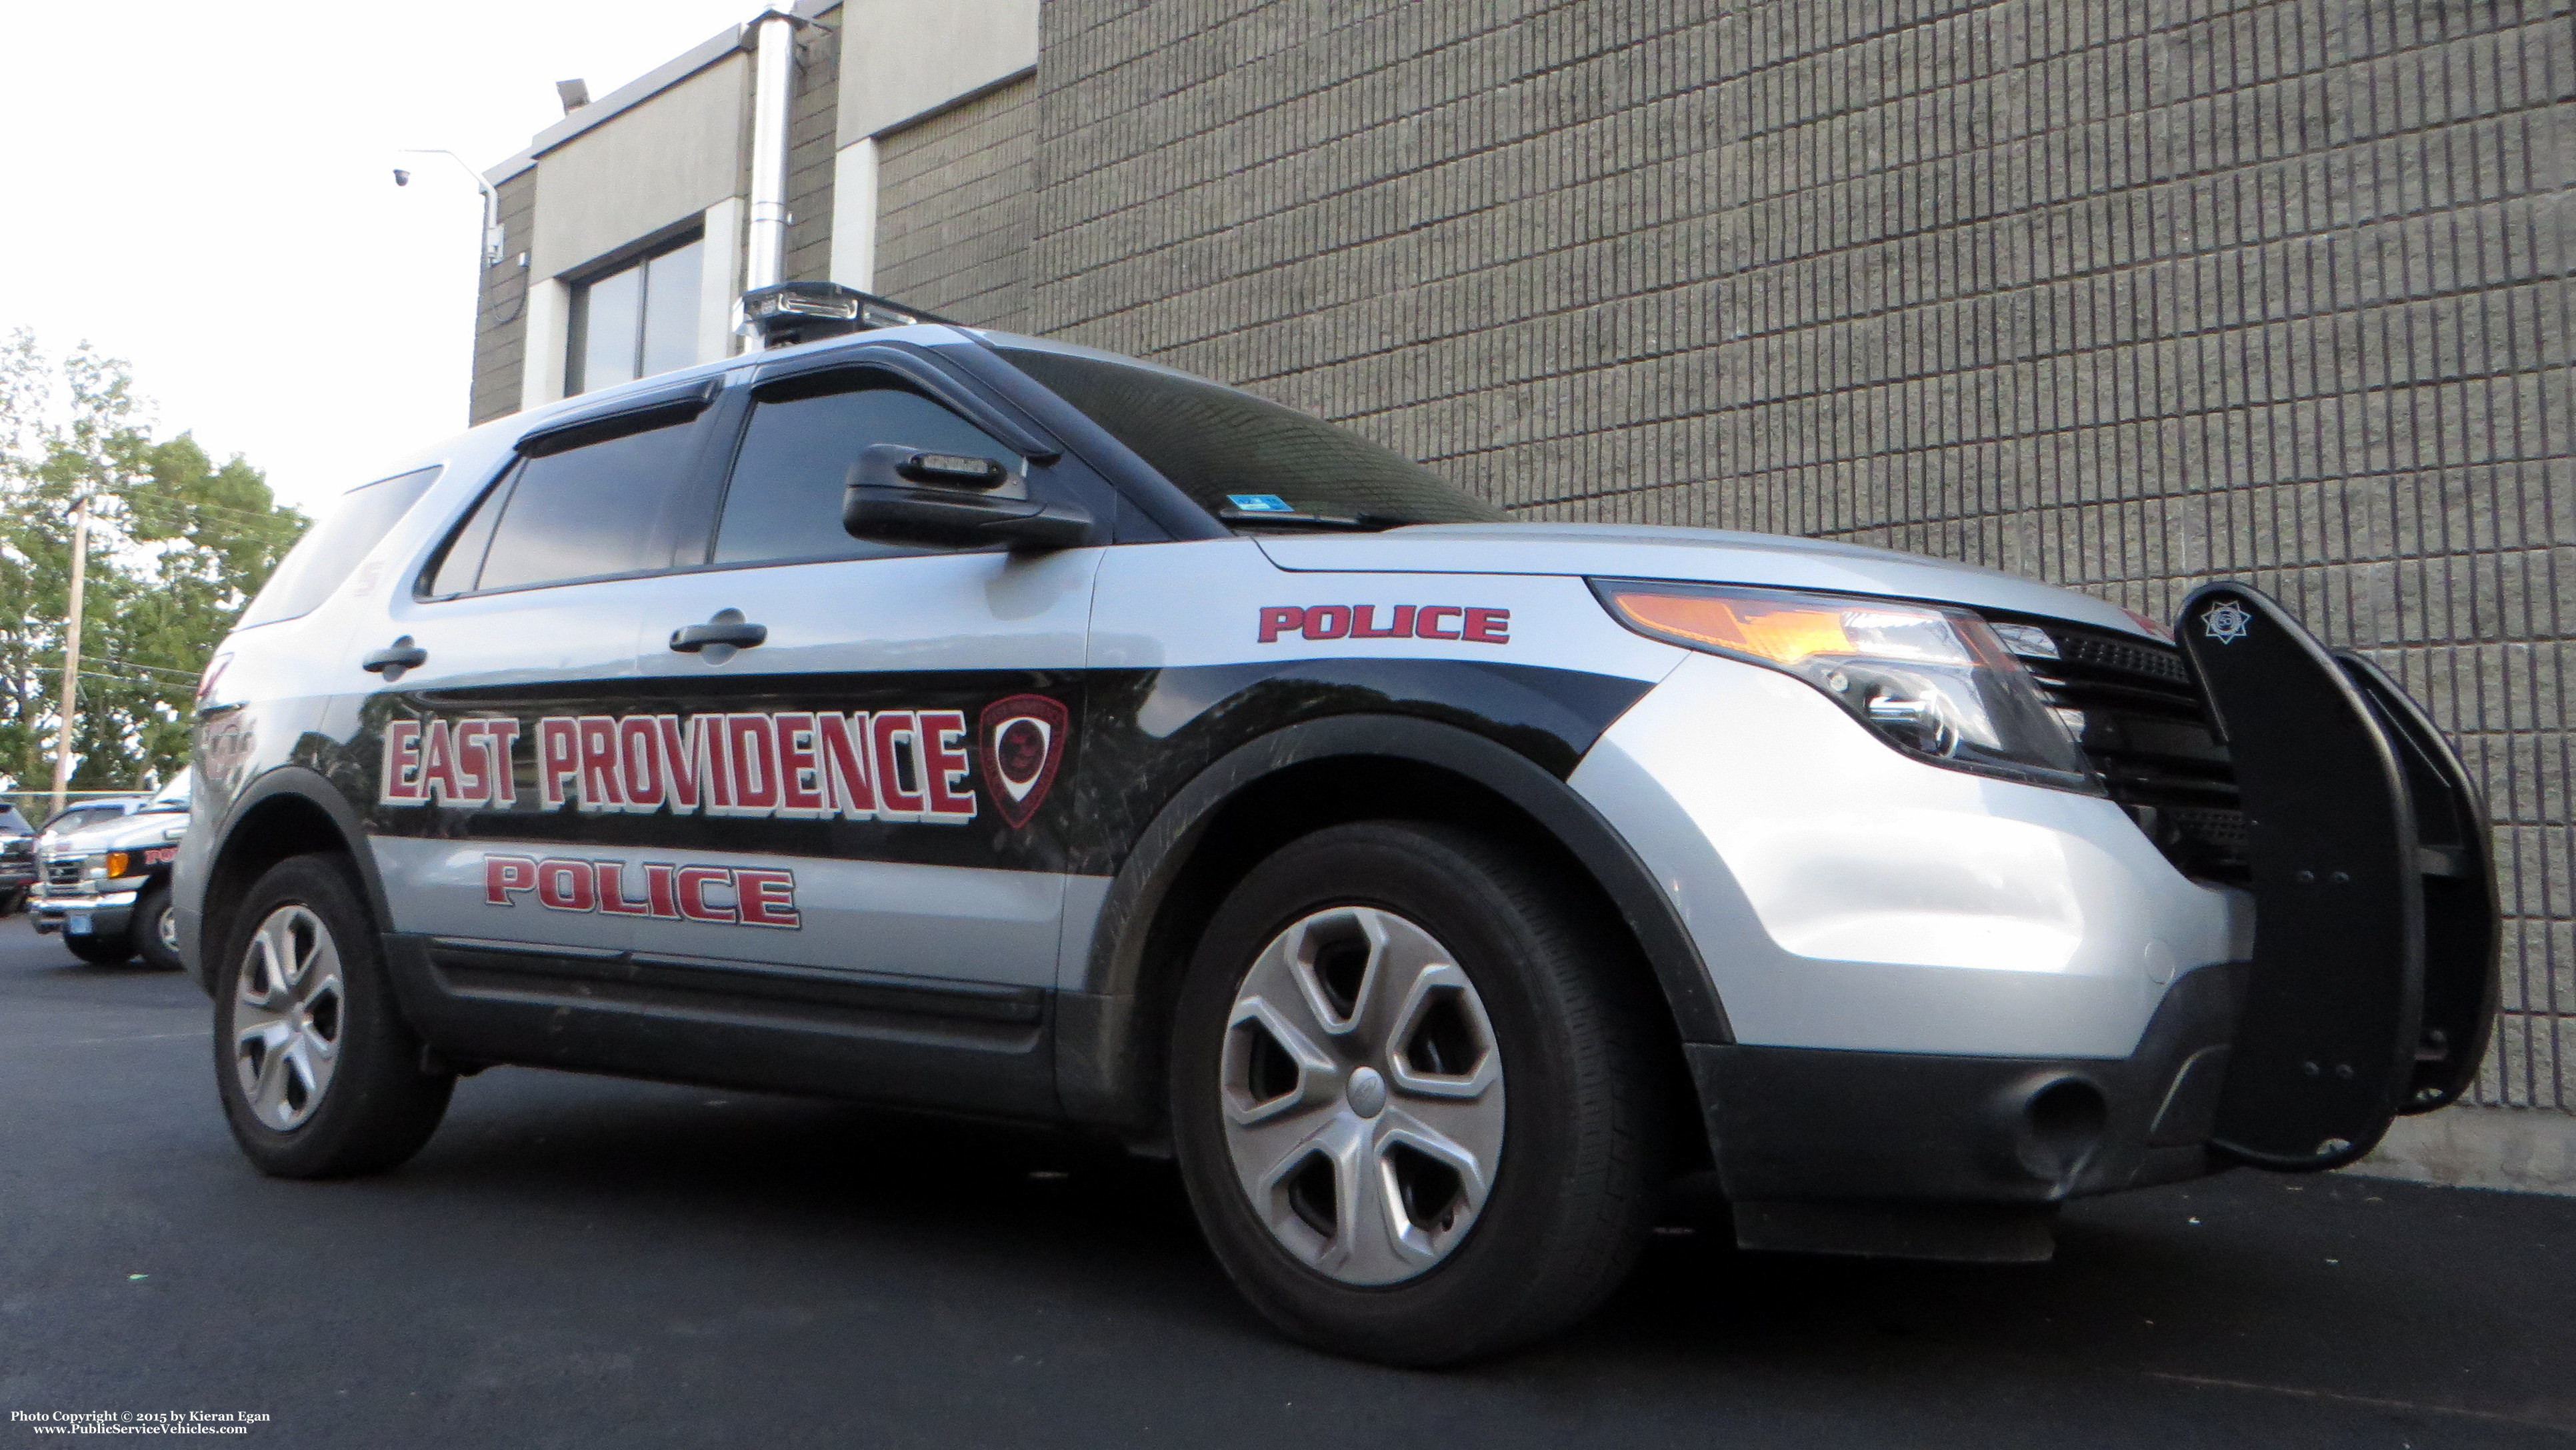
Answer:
467;169;539;427
785;10;843;285
1028;0;2576;1111
876;77;1040;327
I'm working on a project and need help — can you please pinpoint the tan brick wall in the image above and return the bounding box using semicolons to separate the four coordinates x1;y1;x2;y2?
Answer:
877;76;1037;327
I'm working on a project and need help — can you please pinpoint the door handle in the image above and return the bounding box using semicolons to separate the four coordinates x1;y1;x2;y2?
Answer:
362;636;427;675
669;610;768;653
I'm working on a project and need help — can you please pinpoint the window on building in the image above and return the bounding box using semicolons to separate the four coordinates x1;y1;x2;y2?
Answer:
430;419;697;595
710;377;1018;567
567;235;705;395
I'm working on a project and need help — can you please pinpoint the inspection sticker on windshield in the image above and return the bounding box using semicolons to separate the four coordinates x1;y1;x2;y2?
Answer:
1227;493;1293;513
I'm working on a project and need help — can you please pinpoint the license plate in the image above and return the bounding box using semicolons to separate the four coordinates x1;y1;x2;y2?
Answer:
64;915;90;935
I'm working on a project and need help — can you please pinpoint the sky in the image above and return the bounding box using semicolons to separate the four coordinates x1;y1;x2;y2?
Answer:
0;1;759;519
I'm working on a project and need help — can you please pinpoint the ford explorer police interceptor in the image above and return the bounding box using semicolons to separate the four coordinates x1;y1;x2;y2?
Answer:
177;312;2498;1365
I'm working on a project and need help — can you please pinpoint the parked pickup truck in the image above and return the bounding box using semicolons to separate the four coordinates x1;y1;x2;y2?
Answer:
31;771;191;969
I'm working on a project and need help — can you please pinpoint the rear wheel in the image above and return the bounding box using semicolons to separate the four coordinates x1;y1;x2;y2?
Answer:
213;854;452;1178
133;882;182;971
1171;821;1665;1365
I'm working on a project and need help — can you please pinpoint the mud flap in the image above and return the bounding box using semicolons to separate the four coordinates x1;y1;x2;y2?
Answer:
2175;585;2424;1169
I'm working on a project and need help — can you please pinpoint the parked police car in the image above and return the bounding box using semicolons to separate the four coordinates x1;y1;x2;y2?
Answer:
177;309;2497;1365
31;771;191;968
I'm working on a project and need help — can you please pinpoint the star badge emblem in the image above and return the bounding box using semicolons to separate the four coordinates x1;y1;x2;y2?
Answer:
2201;599;2252;645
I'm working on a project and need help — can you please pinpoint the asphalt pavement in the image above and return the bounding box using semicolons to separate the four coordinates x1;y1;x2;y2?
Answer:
3;914;2571;1449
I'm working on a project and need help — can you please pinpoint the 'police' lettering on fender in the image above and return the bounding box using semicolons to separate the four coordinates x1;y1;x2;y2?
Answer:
482;854;801;929
1257;605;1509;645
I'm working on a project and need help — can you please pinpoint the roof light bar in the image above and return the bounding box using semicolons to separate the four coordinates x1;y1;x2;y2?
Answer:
739;281;957;349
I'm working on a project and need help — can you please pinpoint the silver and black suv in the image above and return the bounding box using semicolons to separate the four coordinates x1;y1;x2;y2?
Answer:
177;319;2498;1363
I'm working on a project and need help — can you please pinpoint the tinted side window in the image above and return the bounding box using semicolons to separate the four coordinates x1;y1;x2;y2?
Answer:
463;420;697;593
237;466;442;627
713;380;1017;566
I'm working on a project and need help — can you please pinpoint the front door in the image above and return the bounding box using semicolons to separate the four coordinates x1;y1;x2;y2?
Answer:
619;367;1104;994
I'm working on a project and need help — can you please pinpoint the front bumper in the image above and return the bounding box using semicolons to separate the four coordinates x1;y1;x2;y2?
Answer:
29;889;139;938
1691;960;2247;1261
1589;585;2499;1259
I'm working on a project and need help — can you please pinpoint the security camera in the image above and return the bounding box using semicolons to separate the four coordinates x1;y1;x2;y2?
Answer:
393;169;411;187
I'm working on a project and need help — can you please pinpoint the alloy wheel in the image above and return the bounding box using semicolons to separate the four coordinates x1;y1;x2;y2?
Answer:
1219;906;1505;1285
232;904;345;1131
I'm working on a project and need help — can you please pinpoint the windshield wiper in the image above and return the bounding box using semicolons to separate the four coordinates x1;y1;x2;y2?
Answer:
1215;507;1394;533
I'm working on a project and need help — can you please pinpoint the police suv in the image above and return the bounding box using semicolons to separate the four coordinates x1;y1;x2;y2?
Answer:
179;306;2498;1365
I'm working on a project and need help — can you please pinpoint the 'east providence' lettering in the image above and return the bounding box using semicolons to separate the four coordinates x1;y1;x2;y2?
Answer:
379;709;977;823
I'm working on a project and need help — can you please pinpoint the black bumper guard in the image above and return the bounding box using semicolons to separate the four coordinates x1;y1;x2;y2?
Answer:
2175;583;2500;1170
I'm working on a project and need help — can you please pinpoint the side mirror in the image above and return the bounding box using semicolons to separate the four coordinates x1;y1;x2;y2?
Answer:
842;444;1093;552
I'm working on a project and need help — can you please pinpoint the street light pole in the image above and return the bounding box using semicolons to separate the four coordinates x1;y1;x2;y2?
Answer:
48;493;90;821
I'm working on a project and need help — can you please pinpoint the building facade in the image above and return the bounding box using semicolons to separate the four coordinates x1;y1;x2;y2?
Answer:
470;0;2575;1125
469;0;1041;426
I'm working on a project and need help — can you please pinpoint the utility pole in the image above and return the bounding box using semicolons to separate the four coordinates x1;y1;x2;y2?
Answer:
48;493;89;822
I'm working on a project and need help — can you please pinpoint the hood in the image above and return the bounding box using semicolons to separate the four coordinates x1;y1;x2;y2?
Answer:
1255;523;2160;639
48;811;185;853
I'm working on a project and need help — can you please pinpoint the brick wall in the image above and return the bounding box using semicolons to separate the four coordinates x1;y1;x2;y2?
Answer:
785;7;843;285
1031;0;2576;1109
877;77;1039;327
467;168;539;427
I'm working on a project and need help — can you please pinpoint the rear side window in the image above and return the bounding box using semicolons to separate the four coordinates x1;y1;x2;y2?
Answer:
712;377;1018;567
237;466;442;627
433;419;696;595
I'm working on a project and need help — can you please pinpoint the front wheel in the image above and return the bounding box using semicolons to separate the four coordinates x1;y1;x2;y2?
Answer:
1171;821;1665;1365
213;854;453;1178
132;881;182;971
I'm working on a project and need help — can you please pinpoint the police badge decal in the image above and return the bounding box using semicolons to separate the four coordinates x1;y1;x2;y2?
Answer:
979;694;1070;829
2201;598;2253;644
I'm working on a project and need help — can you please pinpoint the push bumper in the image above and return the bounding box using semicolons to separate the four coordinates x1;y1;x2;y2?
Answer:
1680;585;2499;1260
29;890;139;938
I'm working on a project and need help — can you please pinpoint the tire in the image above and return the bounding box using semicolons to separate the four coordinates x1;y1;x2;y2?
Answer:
65;931;134;965
132;881;183;972
1170;821;1665;1365
213;854;453;1178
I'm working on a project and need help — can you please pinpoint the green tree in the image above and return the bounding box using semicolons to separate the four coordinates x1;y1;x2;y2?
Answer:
0;329;307;801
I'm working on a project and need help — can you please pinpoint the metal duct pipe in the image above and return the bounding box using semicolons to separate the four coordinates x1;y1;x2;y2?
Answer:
743;8;797;299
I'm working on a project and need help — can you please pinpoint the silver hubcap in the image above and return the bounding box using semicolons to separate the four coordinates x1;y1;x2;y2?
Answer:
155;901;179;955
1220;906;1505;1286
231;905;345;1131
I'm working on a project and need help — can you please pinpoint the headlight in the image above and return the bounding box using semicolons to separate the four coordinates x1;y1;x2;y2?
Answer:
1593;579;2100;793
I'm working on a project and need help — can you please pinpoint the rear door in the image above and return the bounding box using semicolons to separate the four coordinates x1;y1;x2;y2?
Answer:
361;384;722;961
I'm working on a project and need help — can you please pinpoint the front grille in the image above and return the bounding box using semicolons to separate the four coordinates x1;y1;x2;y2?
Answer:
1991;614;2250;885
43;858;83;887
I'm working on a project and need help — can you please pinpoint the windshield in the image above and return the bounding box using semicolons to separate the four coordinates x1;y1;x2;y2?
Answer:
995;344;1506;531
138;769;192;813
